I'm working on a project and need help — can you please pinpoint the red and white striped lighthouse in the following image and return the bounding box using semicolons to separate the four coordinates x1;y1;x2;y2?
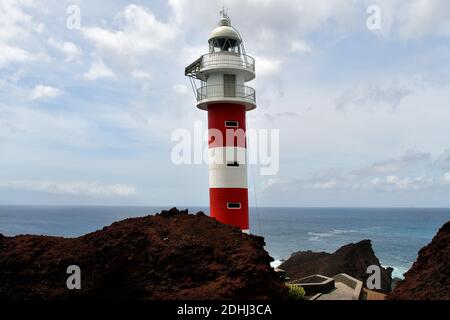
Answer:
185;11;256;233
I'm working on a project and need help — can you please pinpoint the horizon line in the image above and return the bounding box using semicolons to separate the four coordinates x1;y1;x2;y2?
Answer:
1;204;450;210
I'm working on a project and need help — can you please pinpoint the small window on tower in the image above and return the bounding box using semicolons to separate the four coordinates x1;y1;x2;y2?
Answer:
225;120;239;128
227;202;241;209
227;161;240;167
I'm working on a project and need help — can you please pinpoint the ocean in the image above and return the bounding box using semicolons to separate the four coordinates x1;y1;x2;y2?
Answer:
1;206;449;279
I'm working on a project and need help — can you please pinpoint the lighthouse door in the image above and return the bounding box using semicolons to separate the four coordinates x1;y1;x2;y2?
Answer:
224;74;236;98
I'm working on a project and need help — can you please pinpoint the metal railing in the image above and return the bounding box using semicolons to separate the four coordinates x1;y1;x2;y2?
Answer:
200;53;255;72
197;84;256;103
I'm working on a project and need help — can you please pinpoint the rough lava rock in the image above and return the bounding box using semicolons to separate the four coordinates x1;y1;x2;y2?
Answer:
0;208;288;300
280;240;393;292
388;221;450;300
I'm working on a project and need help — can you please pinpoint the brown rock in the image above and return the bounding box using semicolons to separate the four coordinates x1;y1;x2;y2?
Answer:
388;221;450;300
0;208;287;300
280;240;393;292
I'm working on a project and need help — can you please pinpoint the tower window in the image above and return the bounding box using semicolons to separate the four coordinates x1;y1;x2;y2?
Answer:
227;161;240;167
227;202;241;209
225;120;239;128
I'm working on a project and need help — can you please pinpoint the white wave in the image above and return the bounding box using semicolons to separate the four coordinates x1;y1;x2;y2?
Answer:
270;259;283;268
307;229;358;241
384;264;411;279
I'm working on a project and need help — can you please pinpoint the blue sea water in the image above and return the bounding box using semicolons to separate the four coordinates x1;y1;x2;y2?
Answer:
1;206;449;279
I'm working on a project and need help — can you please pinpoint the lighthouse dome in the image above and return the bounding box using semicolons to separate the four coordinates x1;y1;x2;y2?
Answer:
208;16;242;52
209;16;241;41
208;18;242;52
209;25;241;42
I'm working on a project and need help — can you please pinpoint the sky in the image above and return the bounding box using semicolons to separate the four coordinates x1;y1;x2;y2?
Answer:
1;0;450;207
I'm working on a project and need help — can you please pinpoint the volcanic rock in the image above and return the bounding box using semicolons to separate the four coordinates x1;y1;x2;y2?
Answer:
388;221;450;300
280;240;393;292
0;208;287;300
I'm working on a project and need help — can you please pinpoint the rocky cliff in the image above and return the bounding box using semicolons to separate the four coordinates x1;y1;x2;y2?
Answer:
280;240;393;292
388;221;450;300
0;208;288;300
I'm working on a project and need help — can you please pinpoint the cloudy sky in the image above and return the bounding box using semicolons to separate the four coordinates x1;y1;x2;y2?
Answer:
1;0;450;207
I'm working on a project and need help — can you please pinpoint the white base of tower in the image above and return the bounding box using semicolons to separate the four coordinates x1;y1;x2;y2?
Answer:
242;229;249;234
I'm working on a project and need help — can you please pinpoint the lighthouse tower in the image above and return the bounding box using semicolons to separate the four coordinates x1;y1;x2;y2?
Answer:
185;11;256;233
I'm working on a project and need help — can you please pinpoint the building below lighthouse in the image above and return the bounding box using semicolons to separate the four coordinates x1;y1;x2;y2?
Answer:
185;11;256;233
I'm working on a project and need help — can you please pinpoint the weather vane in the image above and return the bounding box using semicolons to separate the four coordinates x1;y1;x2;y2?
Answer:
220;6;230;21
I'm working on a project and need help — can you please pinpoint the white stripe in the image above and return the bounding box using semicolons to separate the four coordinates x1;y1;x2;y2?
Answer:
242;229;250;234
208;147;247;165
209;147;248;188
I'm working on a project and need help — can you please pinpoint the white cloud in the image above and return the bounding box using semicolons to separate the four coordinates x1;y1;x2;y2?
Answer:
263;150;445;194
306;179;337;190
170;0;450;51
396;0;450;39
255;56;282;77
0;44;36;66
0;0;43;67
80;4;179;80
443;172;450;184
0;104;94;147
168;0;358;50
30;84;63;100
290;40;313;53
83;60;116;80
0;180;137;197
47;38;82;62
371;175;431;191
82;5;177;59
354;150;431;175
335;82;414;111
357;0;450;40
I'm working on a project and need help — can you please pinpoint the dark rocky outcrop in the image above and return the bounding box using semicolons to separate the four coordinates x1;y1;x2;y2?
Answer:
388;221;450;300
0;208;288;300
280;240;393;292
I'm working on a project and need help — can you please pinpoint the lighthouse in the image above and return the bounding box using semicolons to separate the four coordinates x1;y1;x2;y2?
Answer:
185;11;256;233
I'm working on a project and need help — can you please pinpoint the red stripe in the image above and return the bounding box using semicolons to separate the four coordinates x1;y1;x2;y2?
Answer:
208;103;246;148
209;188;249;230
